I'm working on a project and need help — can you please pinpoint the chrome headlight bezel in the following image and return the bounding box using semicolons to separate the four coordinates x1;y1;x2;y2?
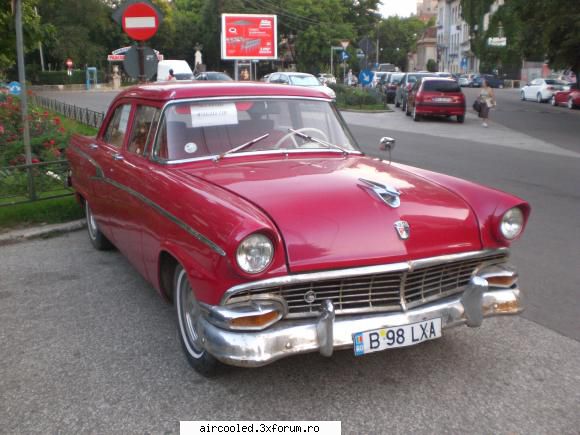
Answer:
499;207;524;240
236;233;274;274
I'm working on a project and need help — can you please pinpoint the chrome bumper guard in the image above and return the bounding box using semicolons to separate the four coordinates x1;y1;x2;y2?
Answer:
198;278;523;368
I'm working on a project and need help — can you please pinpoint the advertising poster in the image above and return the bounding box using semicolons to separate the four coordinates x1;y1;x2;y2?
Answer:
221;14;278;60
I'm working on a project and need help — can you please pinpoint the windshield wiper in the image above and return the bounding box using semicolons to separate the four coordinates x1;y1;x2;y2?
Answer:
287;128;350;155
215;133;270;161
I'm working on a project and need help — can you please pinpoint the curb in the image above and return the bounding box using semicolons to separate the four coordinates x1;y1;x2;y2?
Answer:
0;219;86;247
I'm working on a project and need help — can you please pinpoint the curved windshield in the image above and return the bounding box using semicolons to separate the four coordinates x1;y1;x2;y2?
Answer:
153;98;359;162
289;75;321;86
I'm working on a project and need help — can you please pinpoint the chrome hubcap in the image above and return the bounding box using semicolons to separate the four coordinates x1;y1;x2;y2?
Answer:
176;269;203;357
86;204;98;240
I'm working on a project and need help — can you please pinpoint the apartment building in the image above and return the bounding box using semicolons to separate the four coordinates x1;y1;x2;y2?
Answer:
436;0;479;73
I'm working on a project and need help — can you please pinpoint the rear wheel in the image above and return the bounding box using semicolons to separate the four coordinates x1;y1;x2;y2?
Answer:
395;96;400;108
85;201;113;251
402;99;407;113
174;264;219;377
412;105;420;121
457;115;465;123
536;93;543;103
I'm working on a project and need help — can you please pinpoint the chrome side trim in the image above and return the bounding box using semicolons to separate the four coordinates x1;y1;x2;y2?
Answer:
221;248;509;305
69;146;104;178
70;145;226;256
102;178;226;257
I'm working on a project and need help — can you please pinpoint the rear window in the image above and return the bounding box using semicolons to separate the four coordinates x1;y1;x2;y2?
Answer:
423;80;461;92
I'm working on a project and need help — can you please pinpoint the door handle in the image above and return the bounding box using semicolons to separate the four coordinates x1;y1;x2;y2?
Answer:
88;143;98;150
112;153;124;161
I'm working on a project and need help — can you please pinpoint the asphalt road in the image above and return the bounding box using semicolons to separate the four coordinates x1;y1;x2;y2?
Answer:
3;88;576;433
1;232;579;434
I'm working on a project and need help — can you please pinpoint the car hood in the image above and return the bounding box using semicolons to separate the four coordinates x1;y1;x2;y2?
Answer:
181;155;482;272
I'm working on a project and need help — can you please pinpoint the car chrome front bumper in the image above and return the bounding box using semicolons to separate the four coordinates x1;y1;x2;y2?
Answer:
198;281;523;368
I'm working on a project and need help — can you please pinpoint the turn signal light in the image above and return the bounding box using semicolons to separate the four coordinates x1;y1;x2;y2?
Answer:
486;274;518;288
493;300;521;314
229;311;280;329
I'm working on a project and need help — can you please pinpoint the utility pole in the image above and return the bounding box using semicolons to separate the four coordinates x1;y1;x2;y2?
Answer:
15;0;36;200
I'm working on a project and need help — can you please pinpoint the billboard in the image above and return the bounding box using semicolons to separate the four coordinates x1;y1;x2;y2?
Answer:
221;14;277;60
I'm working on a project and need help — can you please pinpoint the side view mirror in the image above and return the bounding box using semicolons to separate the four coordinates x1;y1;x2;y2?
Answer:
379;136;396;152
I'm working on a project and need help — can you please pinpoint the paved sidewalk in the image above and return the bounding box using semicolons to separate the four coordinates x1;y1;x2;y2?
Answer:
342;109;580;159
0;220;85;247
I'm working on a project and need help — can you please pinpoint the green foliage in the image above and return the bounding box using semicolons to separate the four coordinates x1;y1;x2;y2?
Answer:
426;59;437;72
0;0;45;75
0;195;83;228
377;16;430;71
332;84;384;109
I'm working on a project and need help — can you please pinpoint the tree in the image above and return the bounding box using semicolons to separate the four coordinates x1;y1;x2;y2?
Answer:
376;16;429;71
426;59;437;72
0;0;44;76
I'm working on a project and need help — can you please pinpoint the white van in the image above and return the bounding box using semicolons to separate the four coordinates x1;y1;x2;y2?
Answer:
156;60;194;81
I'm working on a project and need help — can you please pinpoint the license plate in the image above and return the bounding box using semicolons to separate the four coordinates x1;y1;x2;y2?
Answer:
433;97;452;102
353;318;442;356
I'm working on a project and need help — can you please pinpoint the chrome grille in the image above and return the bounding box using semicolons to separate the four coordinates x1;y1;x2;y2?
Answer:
227;253;507;318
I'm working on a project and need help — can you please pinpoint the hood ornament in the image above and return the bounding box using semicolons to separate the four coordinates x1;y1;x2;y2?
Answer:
394;220;410;240
359;178;401;208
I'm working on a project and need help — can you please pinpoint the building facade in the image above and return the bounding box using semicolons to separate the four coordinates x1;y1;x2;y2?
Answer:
416;27;438;71
436;0;479;73
417;0;438;23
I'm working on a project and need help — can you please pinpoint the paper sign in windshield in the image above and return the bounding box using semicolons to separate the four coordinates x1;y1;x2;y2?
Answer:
190;103;238;128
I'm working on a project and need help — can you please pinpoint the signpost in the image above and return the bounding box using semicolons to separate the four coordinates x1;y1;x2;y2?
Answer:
487;37;507;47
65;58;73;76
113;1;163;82
7;81;22;96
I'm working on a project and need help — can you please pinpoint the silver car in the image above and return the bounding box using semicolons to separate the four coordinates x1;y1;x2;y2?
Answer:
268;72;336;100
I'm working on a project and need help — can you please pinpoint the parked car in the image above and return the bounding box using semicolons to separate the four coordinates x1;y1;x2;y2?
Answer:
67;82;530;376
377;63;397;72
520;78;570;103
435;72;454;79
472;74;504;88
372;71;388;88
267;72;336;99
194;71;233;81
406;77;466;123
458;74;476;87
317;73;337;85
395;72;437;111
156;60;194;81
550;83;580;109
383;72;405;104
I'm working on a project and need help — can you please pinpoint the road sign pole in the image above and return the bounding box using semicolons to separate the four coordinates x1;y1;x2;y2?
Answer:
14;0;35;200
138;41;145;83
330;46;333;78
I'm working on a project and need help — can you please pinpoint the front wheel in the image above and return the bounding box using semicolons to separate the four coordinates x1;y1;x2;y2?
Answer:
174;265;219;377
551;95;557;106
520;91;526;101
568;98;575;110
457;114;465;123
85;201;113;251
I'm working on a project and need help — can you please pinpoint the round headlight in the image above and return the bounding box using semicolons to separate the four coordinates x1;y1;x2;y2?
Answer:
499;207;524;240
236;233;274;274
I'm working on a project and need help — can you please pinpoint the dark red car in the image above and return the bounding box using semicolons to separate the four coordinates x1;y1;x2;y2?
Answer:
406;77;466;123
551;83;580;109
67;82;529;375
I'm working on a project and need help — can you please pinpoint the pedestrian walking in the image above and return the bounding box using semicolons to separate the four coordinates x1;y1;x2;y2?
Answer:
478;79;496;127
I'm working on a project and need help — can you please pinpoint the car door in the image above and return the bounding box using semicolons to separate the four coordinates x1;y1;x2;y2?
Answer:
526;79;541;99
108;103;162;279
88;101;133;243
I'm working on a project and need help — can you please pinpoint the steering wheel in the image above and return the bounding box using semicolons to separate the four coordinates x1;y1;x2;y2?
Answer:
274;127;330;149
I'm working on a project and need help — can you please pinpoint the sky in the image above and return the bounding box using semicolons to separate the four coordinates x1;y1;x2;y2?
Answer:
379;0;418;18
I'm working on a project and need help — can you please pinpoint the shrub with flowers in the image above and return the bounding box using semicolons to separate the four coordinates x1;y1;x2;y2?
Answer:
0;95;69;167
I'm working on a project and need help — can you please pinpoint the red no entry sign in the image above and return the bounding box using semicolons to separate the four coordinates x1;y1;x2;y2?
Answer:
122;2;159;41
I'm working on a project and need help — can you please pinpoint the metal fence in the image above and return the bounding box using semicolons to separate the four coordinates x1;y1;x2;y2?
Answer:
0;160;73;207
31;95;105;129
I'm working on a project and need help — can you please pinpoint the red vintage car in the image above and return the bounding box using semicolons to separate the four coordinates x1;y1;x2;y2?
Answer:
550;83;580;109
406;77;466;123
67;82;529;376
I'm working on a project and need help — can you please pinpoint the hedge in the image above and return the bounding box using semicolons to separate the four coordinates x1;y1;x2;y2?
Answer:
31;70;106;85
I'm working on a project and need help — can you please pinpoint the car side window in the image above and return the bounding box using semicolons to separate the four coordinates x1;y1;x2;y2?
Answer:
103;104;131;148
127;105;160;156
269;73;279;83
280;75;289;84
531;79;541;86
